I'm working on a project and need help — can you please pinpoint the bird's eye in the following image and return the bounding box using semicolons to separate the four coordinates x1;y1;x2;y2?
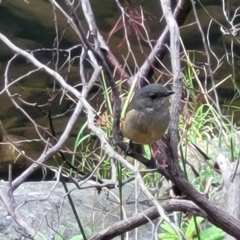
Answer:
149;94;158;100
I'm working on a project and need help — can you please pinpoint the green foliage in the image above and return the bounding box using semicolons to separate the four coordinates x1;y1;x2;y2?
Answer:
69;235;85;240
178;65;240;191
159;221;180;240
159;217;225;240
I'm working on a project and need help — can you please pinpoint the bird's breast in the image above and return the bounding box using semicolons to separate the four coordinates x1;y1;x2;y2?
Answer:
122;108;170;144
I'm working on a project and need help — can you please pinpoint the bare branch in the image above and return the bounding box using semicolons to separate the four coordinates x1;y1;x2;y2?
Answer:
89;199;206;240
134;0;192;88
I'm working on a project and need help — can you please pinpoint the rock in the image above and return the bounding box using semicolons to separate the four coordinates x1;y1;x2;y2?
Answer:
0;182;155;240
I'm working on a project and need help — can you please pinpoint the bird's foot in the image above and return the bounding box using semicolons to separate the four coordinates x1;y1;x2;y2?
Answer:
147;156;156;168
125;140;133;154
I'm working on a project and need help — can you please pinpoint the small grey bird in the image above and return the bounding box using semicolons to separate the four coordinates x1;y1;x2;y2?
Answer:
122;84;174;146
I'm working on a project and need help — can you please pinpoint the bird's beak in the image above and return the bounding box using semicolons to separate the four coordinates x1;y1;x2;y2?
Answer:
165;90;174;97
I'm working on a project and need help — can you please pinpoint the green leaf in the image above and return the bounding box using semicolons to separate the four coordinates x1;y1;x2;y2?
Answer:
158;232;179;240
185;217;204;237
197;226;225;240
70;235;84;240
160;222;178;235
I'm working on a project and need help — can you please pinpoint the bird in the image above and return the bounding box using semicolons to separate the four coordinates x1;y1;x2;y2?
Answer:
122;83;174;149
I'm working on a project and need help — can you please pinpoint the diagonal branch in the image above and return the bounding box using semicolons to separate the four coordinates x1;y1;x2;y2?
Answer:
89;199;206;240
134;0;192;88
